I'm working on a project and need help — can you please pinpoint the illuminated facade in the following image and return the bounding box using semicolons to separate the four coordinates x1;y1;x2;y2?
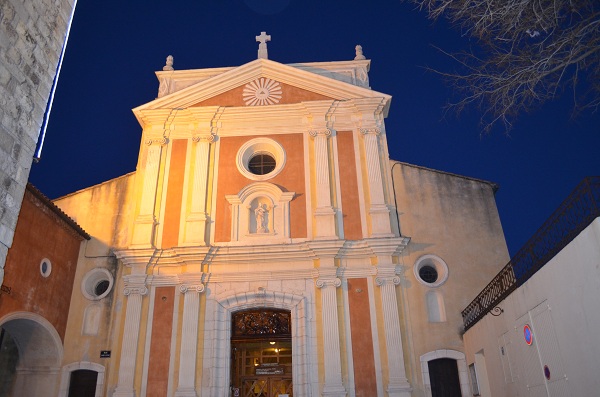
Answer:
48;38;509;397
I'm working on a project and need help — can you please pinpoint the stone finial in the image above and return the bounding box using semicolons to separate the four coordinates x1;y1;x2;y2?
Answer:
354;45;366;60
163;55;174;71
256;31;271;59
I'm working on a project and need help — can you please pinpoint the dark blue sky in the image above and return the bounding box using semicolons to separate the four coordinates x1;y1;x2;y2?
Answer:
29;0;600;257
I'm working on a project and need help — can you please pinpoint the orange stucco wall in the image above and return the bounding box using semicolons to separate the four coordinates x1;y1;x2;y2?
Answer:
215;134;306;242
337;131;362;240
0;189;84;341
146;286;175;397
347;278;377;396
191;82;334;107
162;139;187;248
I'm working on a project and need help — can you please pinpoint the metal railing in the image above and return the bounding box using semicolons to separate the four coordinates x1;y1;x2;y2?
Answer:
462;177;600;331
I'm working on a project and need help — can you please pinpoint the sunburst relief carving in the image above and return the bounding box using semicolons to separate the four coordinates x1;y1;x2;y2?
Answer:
243;78;282;106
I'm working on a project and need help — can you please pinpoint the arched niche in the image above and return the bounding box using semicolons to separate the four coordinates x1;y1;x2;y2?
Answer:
226;182;295;244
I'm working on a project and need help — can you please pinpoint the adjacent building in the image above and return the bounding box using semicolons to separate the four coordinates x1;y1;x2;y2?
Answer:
0;0;76;286
0;184;89;396
462;177;600;397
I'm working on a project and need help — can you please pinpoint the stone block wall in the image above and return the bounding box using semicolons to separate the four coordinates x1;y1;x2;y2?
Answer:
0;0;75;284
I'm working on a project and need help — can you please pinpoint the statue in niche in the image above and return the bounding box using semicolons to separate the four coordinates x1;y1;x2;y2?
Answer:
254;204;269;233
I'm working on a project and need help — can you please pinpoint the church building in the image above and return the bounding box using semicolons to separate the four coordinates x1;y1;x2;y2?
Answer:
4;34;510;397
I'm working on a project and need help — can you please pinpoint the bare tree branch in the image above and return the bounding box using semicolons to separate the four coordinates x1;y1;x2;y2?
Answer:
406;0;600;133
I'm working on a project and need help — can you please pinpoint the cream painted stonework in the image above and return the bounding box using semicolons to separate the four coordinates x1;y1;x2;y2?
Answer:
51;40;509;397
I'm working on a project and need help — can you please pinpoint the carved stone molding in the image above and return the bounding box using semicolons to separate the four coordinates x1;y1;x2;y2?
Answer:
243;78;282;106
309;128;332;138
232;309;291;337
315;277;342;289
145;137;169;146
179;284;205;294
359;127;381;136
192;134;216;143
123;286;148;296
375;276;401;287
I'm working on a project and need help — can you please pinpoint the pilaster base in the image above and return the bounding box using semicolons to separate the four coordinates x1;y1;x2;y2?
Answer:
315;207;337;239
112;387;136;397
369;205;393;237
387;382;412;397
182;214;207;246
131;215;157;248
322;383;347;397
174;387;198;397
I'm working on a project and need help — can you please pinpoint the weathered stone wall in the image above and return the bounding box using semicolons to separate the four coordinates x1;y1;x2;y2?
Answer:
0;0;75;284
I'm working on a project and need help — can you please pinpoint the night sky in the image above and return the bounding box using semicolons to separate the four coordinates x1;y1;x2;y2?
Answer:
28;0;600;257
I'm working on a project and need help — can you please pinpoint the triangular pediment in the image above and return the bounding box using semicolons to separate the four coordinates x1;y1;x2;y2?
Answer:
134;58;390;115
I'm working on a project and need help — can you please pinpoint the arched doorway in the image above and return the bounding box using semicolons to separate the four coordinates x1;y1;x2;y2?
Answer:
0;312;63;397
58;362;105;397
428;358;461;397
230;309;293;397
420;349;471;397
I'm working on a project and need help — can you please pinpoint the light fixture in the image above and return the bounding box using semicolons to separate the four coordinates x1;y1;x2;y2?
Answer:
269;341;276;345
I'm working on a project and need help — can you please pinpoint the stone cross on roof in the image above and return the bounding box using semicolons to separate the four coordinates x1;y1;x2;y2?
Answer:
256;31;271;59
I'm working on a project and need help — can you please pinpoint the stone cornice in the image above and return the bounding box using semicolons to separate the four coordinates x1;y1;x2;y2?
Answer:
134;58;390;128
135;99;390;137
115;238;409;273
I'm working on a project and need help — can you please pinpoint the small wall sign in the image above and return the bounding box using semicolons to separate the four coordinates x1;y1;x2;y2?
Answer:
100;350;111;358
523;324;533;345
544;365;551;380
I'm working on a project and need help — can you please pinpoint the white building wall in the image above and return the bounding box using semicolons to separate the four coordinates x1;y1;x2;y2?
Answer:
463;217;600;397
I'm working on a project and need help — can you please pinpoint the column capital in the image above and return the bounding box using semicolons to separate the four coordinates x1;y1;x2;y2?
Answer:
179;283;205;294
315;277;342;289
359;127;381;136
375;275;401;287
145;137;169;146
192;133;216;143
309;128;332;138
123;286;148;296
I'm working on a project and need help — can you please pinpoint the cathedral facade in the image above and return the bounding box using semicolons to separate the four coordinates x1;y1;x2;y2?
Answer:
9;37;509;397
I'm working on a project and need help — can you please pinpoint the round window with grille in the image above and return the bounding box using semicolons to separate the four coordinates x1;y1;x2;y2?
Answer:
236;138;286;181
81;268;114;300
414;255;449;287
248;153;276;175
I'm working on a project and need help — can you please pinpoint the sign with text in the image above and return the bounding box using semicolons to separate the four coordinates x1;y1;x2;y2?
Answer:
255;364;284;375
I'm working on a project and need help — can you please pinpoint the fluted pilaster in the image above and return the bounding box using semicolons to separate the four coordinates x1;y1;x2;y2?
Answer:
183;134;214;245
113;278;148;397
375;274;411;397
309;129;336;238
132;138;167;247
360;128;392;237
175;283;205;397
316;277;346;397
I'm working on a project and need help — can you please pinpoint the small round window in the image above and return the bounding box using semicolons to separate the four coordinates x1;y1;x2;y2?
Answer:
236;138;286;181
248;153;276;175
419;265;438;284
94;280;110;296
414;254;449;287
81;268;114;300
40;258;52;278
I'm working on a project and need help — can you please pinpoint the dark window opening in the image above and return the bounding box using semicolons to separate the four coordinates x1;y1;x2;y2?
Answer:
419;265;438;284
248;154;276;175
94;280;110;296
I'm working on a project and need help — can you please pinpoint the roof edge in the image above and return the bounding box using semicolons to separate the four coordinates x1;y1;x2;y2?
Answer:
390;160;499;193
26;183;90;240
